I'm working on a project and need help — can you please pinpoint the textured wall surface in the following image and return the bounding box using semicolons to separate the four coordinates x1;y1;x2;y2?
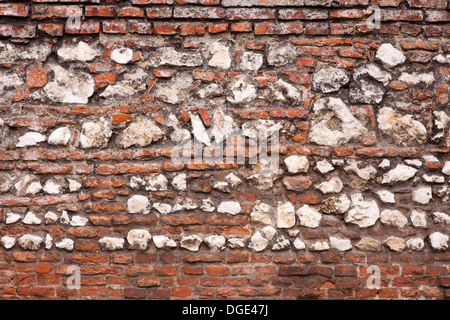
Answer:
0;0;449;300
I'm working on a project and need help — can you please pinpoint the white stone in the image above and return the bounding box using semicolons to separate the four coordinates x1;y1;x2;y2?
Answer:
152;203;172;215
404;159;422;168
111;46;133;64
413;186;432;204
153;47;202;67
276;202;296;229
0;41;52;64
376;190;395;204
410;210;428;228
47;127;72;145
44;211;58;224
45;234;53;250
191;113;211;146
267;79;302;104
356;237;381;252
55;238;74;251
153;72;193;105
238;51;263;71
293;238;306;250
312;66;349;93
130;174;168;192
315;177;343;194
375;43;406;68
329;237;352;251
207;41;231;69
23;212;41;225
308;240;330;251
197;83;223;99
345;159;377;180
297;205;321;228
57;41;100;62
180;235;202;252
80;117;112;149
345;193;380;228
1;236;15;249
262;226;277;241
384;237;405;252
43;179;62;195
70;216;88;227
225;173;242;187
284;155;309;173
382;164;417;184
423;174;445;183
227;237;246;249
429;232;449;251
406;238;424;251
248;231;269;252
99;237;125;250
217;201;241;215
67;179;81;193
127;195;151;214
210;107;238;143
309;97;367;146
432;212;450;225
18;234;43;250
266;42;296;66
378;159;391;170
172;197;198;212
398;72;434;86
127;229;152;250
14;174;42;196
272;235;290;251
442;161;450;175
117;116;164;148
60;210;70;225
153;235;177;249
16;132;46;148
226;75;257;104
250;201;274;225
316;159;334;174
200;198;215;213
172;173;187;191
204;235;226;251
6;212;21;224
0;70;24;104
380;209;408;228
320;194;351;214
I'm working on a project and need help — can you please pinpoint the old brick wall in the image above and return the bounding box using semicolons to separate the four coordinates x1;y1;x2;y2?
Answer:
0;0;449;300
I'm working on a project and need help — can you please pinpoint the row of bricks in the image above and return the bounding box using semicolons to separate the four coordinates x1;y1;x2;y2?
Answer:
1;21;449;38
0;3;449;21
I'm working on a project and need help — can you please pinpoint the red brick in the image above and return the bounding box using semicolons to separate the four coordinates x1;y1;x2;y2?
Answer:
85;6;116;17
0;4;29;17
153;22;178;35
103;22;127;34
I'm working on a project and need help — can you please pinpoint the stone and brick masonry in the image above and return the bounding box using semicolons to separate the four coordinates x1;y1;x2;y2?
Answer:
0;0;449;300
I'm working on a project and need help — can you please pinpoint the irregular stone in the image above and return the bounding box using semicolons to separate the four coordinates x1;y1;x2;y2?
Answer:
191;113;211;146
442;161;450;176
23;212;41;225
55;238;74;251
153;235;177;249
329;236;352;251
376;190;396;204
377;107;427;146
154;72;193;105
262;226;276;241
378;159;391;170
349;63;391;104
375;43;406;68
276;202;296;229
48;127;71;145
57;41;101;62
171;197;198;212
210;107;238;143
14;174;42;196
111;46;133;64
309;97;367;146
316;159;334;174
6;212;21;224
180;235;202;252
152;202;172;215
217;201;241;215
398;72;434;86
99;237;125;250
320;194;351;214
296;205;321;228
0;70;24;104
266;79;303;104
172;173;187;191
272;235;290;251
117;116;164;148
196;83;223;99
45;234;53;250
404;159;422;168
44;64;94;104
412;186;432;204
70;216;88;227
127;229;152;250
344;159;377;180
227;237;246;249
44;211;58;224
422;174;445;183
312;66;349;93
382;164;417;184
1;236;15;249
18;234;43;251
432;110;449;143
225;173;242;187
410;210;428;228
200;198;215;212
308;240;330;251
406;238;425;251
0;41;52;64
384;237;406;252
207;41;232;69
16;132;46;148
237;51;263;71
100;84;135;99
250;201;274;225
284;155;309;173
0;173;14;193
432;212;450;225
345;193;380;228
428;232;449;251
266;42;296;66
356;237;382;252
79;117;112;149
248;231;269;252
226;75;257;104
60;211;70;225
43;179;62;195
127;195;151;214
293;238;306;250
241;119;283;140
152;47;202;67
315;177;344;194
130;174;168;192
67;179;82;193
204;235;226;251
380;209;408;228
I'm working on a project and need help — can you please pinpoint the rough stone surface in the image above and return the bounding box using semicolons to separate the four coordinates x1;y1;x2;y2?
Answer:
375;43;406;68
345;194;380;228
312;67;349;93
117;116;164;148
80;117;112;149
